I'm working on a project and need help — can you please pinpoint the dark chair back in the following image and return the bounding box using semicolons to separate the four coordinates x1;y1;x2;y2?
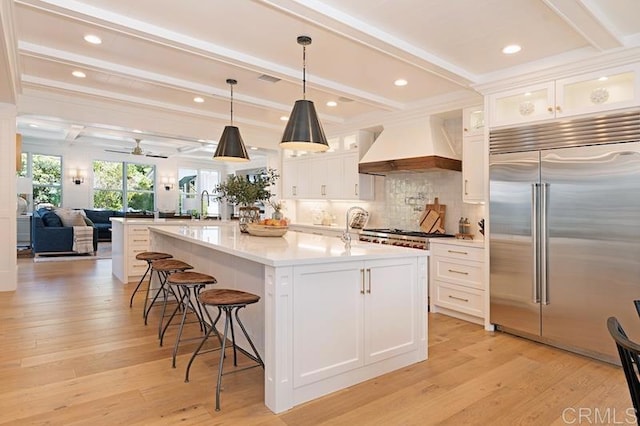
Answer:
607;316;640;418
634;300;640;319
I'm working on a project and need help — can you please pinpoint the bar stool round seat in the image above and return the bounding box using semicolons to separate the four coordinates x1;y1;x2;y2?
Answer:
185;288;264;411
162;271;218;368
145;259;194;336
129;251;173;310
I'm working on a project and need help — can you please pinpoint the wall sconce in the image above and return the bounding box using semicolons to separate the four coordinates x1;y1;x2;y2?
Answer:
70;169;85;185
161;176;175;191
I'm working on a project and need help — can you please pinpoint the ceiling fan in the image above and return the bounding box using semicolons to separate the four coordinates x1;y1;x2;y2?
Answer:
104;138;168;159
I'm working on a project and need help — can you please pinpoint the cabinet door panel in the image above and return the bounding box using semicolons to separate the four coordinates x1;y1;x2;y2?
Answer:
462;135;485;203
292;262;364;387
364;258;418;364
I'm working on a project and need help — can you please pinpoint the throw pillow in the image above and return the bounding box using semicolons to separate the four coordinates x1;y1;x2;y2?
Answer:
83;217;95;227
54;208;87;227
41;211;63;227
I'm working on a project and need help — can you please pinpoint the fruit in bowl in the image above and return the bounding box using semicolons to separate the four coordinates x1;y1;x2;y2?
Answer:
258;218;289;227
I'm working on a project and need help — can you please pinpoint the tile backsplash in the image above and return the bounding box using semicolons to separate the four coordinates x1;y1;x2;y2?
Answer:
293;171;485;239
382;171;484;236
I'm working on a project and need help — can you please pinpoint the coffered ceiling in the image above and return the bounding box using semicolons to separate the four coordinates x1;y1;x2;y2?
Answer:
2;0;640;160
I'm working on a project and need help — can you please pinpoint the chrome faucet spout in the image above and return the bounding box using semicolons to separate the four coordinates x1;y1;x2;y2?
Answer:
342;206;366;250
200;190;210;219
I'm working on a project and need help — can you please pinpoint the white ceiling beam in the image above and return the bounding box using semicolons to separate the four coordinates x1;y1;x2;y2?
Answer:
257;0;476;87
22;74;288;130
17;0;403;112
543;0;623;50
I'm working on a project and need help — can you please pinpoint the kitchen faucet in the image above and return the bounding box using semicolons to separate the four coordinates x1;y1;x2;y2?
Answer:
200;190;210;219
341;206;366;250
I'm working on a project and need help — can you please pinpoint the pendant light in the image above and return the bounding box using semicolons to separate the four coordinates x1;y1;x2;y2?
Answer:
280;35;329;152
213;78;250;162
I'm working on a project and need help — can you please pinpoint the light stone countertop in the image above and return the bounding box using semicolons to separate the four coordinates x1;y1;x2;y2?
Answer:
148;223;427;267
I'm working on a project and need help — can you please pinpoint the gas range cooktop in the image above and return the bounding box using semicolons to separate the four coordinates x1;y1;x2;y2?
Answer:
361;228;455;238
359;228;455;249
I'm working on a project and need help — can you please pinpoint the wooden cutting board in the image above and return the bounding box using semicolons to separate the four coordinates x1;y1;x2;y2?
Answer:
419;197;446;233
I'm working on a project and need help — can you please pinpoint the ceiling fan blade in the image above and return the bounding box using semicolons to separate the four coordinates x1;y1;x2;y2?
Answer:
145;153;168;159
104;149;131;154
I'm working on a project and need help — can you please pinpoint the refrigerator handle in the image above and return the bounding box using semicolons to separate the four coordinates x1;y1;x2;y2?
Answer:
532;183;540;304
541;182;549;305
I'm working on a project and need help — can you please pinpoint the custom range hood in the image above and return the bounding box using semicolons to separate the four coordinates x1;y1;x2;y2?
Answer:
359;116;461;174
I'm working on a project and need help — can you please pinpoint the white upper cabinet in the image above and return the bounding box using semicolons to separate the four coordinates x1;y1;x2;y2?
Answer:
462;134;485;204
281;131;374;201
488;64;639;127
462;106;485;137
462;106;486;204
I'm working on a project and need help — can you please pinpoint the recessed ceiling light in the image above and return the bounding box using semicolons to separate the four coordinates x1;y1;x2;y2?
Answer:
326;101;337;107
394;79;408;87
84;34;102;45
193;96;204;103
132;129;143;134
72;70;86;78
280;116;288;121
198;139;207;143
524;92;532;97
250;146;259;150
29;124;39;128
502;44;521;54
598;76;608;81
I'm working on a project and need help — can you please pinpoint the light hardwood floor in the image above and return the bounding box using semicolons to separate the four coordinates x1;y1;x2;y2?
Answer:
0;258;633;425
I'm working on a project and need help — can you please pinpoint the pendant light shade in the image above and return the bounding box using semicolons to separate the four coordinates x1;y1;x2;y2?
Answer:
214;79;250;162
280;36;328;152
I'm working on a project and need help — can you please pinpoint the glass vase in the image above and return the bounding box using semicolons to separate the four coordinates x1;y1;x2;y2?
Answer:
238;206;260;233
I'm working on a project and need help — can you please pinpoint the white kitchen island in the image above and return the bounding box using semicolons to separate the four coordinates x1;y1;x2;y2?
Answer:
148;223;428;414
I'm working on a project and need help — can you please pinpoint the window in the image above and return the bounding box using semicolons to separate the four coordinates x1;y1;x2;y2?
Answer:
93;160;155;211
178;168;219;217
32;154;62;207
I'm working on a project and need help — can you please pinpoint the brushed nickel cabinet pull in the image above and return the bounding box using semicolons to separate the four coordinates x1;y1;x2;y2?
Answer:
366;268;371;293
355;184;358;196
464;180;469;195
133;239;147;242
447;249;468;255
555;105;562;112
547;106;553;113
448;269;469;275
448;295;469;302
360;269;365;294
292;185;297;196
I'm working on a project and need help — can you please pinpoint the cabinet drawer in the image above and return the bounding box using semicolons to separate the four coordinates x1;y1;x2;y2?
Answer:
128;226;149;235
433;281;484;317
127;234;150;246
432;258;483;289
128;261;149;276
431;244;483;262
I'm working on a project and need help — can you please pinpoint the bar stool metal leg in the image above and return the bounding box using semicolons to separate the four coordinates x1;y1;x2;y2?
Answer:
129;262;151;308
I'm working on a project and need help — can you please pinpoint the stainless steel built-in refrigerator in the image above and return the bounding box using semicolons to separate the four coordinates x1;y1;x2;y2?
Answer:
489;111;640;363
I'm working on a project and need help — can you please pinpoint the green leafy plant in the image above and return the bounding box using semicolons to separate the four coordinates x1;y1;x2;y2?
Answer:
215;168;279;206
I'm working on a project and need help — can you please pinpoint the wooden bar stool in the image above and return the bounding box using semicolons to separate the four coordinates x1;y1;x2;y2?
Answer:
185;288;264;411
129;251;173;314
162;271;217;368
144;259;193;337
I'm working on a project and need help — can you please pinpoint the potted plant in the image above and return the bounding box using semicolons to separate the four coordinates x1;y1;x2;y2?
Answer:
215;168;279;232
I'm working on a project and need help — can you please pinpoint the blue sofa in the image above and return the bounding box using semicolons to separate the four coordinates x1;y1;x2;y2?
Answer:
32;208;99;255
83;209;124;241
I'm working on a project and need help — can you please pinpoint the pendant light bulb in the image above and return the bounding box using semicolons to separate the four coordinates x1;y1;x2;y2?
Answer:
213;78;250;162
280;35;329;152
